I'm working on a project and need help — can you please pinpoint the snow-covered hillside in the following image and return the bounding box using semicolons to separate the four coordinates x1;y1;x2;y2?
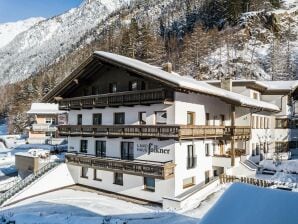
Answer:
0;0;130;84
0;17;44;49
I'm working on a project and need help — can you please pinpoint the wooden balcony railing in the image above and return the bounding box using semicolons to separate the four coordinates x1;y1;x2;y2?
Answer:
58;88;174;110
58;125;226;140
65;152;175;180
224;126;251;139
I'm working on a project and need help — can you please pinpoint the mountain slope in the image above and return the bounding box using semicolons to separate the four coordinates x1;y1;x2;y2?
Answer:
0;17;44;49
0;0;130;84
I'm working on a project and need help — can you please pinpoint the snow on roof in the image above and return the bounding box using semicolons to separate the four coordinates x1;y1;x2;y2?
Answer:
259;80;298;91
95;51;279;111
27;103;66;114
200;183;298;224
208;80;298;92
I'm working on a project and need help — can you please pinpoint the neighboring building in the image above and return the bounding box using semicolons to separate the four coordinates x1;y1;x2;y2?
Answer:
42;51;296;204
26;103;68;144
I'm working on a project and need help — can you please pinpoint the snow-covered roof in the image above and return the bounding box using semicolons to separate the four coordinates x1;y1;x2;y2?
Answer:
259;80;298;92
27;103;66;114
208;80;298;93
200;183;298;224
94;51;279;111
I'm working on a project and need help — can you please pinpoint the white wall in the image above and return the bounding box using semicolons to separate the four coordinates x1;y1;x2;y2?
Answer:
68;104;175;125
68;164;175;202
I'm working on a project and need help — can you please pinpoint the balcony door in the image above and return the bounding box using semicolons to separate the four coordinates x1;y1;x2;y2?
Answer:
95;141;106;157
121;142;134;160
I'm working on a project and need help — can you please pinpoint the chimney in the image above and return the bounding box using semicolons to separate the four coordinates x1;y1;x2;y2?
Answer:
220;78;232;91
162;62;172;73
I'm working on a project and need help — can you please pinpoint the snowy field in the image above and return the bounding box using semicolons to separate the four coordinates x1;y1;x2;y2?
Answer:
0;186;227;224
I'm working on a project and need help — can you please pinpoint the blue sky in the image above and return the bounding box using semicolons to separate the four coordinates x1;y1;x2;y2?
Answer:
0;0;83;23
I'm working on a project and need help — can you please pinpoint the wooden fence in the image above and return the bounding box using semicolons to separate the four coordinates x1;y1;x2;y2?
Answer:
220;174;275;188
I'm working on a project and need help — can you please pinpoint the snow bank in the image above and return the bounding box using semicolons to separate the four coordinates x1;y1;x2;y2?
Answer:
4;163;75;206
260;159;298;173
200;183;298;224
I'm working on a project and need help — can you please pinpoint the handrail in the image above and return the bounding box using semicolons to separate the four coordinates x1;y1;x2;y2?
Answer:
0;161;62;206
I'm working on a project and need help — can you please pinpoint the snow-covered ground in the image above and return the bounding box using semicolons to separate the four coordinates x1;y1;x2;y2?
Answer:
0;185;227;224
200;183;298;224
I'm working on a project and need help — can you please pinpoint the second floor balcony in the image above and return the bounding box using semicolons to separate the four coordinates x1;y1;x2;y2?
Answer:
58;88;174;110
58;125;226;140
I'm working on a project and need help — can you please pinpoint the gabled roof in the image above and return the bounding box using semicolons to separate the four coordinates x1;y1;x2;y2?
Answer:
43;51;279;112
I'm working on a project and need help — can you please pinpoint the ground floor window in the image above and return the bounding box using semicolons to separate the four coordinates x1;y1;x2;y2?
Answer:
183;177;195;189
80;140;88;153
114;172;123;186
144;177;155;192
81;167;88;178
93;169;102;181
275;142;289;153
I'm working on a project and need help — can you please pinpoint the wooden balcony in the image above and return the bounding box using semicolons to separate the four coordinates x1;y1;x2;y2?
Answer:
224;126;251;140
58;88;174;110
65;152;175;180
58;125;226;140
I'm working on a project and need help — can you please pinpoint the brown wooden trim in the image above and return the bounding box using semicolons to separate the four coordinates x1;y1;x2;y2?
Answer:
66;153;175;180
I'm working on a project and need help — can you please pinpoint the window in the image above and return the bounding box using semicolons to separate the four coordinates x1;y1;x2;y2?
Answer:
92;86;100;95
220;114;225;126
275;142;289;153
155;111;167;124
187;145;196;169
256;144;260;155
45;132;53;137
80;140;88;153
81;167;88;178
114;112;125;124
77;114;82;125
187;112;195;125
252;92;259;100
95;141;106;157
205;144;210;156
109;83;117;93
276;119;288;129
45;118;51;124
129;80;138;91
83;88;89;96
139;112;146;125
93;169;102;181
114;172;123;185
205;113;210;126
121;142;134;160
183;177;195;189
144;177;155;192
205;170;210;184
93;113;102;125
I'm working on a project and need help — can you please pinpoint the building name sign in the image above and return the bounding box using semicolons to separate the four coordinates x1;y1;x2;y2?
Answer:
137;143;170;155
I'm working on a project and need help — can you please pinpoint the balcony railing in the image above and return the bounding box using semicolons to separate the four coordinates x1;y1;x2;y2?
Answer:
65;152;175;180
224;126;251;139
58;88;174;110
58;125;226;140
32;124;57;132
